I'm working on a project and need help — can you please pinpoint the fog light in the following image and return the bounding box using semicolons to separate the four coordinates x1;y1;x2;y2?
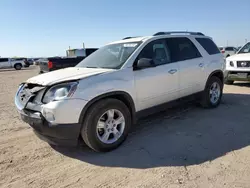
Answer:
230;61;234;67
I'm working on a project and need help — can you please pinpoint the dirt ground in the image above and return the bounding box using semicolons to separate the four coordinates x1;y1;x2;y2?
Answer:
0;66;250;188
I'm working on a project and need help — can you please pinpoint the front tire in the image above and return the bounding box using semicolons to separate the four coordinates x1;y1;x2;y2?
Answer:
81;98;131;152
14;63;22;70
200;76;223;108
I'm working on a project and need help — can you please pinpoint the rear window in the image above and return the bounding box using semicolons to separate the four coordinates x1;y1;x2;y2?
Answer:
196;38;220;55
225;47;235;51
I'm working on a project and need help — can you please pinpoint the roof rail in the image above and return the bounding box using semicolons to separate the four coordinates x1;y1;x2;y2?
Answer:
122;36;141;40
153;31;205;36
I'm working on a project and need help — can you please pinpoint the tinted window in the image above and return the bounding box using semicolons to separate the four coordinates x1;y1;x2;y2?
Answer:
165;37;201;62
196;38;220;55
137;39;170;66
225;47;235;51
0;58;8;62
86;48;98;56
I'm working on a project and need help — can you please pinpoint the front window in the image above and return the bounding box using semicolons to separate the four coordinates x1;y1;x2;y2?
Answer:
238;42;250;54
76;42;141;69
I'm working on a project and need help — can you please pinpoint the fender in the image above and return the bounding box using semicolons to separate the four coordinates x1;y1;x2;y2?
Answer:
204;70;224;89
78;91;136;126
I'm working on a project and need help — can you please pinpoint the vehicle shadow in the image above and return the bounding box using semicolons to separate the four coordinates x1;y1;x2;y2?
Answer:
232;82;250;87
52;93;250;169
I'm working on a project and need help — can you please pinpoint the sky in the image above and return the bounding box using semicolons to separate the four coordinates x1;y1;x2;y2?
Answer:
0;0;249;57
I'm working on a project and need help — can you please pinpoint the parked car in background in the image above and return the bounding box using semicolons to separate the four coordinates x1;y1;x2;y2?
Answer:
33;58;42;65
39;48;98;73
219;46;237;58
13;58;30;67
0;58;26;70
224;42;250;84
24;58;35;66
15;31;224;152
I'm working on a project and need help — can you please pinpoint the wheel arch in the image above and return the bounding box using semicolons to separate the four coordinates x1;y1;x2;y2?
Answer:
14;63;23;69
205;70;224;89
78;91;136;127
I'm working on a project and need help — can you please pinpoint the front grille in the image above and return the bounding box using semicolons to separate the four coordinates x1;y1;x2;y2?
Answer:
237;61;250;67
15;84;45;110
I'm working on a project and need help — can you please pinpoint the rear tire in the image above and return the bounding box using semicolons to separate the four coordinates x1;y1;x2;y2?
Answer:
14;63;22;70
225;80;234;85
81;98;131;152
200;76;223;108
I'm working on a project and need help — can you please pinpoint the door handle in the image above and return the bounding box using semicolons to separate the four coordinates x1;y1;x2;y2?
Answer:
199;63;204;67
168;69;177;74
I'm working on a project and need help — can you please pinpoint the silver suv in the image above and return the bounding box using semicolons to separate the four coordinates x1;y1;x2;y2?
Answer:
15;31;224;152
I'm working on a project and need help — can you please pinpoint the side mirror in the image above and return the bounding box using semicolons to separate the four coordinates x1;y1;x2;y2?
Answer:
136;58;155;69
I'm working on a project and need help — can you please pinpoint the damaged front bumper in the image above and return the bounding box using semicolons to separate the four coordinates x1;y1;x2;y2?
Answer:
14;83;86;146
19;110;81;146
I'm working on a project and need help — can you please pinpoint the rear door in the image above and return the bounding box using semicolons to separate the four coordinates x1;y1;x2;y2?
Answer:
165;37;205;97
0;58;10;68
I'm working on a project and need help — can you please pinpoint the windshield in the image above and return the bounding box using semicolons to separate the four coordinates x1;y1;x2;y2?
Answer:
238;42;250;54
76;42;141;69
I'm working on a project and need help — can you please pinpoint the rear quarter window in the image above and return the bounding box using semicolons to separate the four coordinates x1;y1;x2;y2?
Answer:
196;38;220;55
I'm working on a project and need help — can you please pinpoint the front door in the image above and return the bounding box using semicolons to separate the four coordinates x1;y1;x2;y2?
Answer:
134;39;180;111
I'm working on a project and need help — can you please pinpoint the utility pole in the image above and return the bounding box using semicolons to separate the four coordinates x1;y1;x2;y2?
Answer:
245;39;248;44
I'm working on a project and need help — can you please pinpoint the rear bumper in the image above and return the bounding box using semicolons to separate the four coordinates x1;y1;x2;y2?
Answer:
20;110;81;146
224;71;250;81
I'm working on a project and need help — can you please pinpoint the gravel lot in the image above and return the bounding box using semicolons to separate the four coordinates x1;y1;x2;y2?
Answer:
0;66;250;188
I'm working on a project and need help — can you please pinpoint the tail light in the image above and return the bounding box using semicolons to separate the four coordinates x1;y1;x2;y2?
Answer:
48;61;53;69
221;50;225;53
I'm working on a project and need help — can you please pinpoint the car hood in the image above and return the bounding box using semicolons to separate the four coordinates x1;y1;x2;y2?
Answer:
226;53;250;61
26;67;114;86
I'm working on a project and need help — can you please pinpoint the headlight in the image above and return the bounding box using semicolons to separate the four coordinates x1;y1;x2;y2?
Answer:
42;82;78;103
16;84;24;94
